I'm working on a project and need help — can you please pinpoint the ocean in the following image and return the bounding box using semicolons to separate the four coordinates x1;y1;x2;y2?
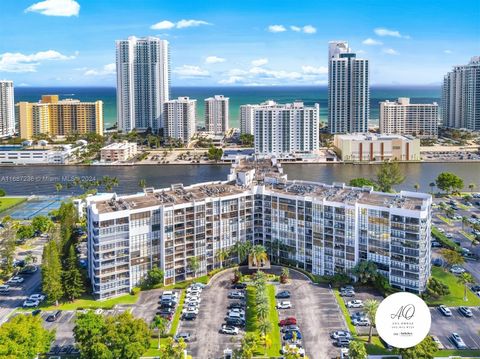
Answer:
13;86;441;129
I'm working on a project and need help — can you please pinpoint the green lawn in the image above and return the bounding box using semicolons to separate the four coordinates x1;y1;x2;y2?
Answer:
333;289;357;335
0;197;26;213
460;230;476;242
427;267;480;307
168;290;185;336
245;284;282;357
434;349;480;357
158;274;210;290
432;227;462;251
20;293;139;311
436;214;453;226
357;336;390;355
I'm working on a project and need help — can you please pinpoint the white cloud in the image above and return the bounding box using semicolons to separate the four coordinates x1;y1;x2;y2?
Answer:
205;56;225;64
444;50;453;54
218;76;245;85
374;27;410;39
290;26;301;32
362;38;383;46
174;65;209;78
150;20;175;30
84;63;116;76
302;25;317;34
25;0;79;17
251;58;268;67
0;50;75;72
268;25;287;33
150;19;211;30
301;65;328;75
383;48;399;55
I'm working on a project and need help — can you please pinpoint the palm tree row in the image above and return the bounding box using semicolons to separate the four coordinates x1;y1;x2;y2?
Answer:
252;271;272;354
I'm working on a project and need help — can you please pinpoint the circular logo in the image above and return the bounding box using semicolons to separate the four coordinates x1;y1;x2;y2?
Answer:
375;292;431;348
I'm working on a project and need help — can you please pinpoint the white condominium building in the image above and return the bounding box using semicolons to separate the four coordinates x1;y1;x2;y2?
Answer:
328;41;369;134
334;133;421;162
205;95;229;133
86;157;431;299
242;101;320;157
116;36;170;132
0;81;15;138
100;141;138;162
442;56;480;130
163;97;197;144
240;104;255;135
380;98;439;138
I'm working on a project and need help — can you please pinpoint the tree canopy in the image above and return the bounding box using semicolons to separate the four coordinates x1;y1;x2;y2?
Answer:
395;336;438;359
435;172;464;194
348;178;379;190
376;161;405;192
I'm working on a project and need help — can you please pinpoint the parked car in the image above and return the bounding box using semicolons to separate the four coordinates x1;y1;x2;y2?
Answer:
471;285;480;292
228;302;245;310
276;290;291;299
46;311;62;322
340;285;354;292
331;331;352;340
228;308;245;316
335;337;351;347
0;285;10;293
23;299;39;308
228;291;245;299
32;309;42;316
225;317;245;327
220;325;239;335
458;306;473;317
182;312;197;321
431;241;442;248
174;332;191;342
438;305;452;317
186;286;202;294
450;266;466;275
276;301;292;309
7;276;24;284
352;318;370;326
281;345;305;356
282;325;300;333
450;333;467;349
340;290;355;297
227;312;245;321
347;300;364;308
431;335;444;349
279;317;297;326
29;294;46;302
351;311;366;320
182;307;199;315
231;283;247;289
283;330;302;341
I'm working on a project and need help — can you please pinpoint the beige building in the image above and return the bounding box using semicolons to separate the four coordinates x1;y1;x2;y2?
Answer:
16;95;103;139
380;98;438;138
100;141;138;162
334;133;420;162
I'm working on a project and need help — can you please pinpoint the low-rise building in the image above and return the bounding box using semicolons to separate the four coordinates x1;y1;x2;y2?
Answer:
334;133;420;162
0;144;84;165
86;157;431;299
379;98;438;138
100;142;138;162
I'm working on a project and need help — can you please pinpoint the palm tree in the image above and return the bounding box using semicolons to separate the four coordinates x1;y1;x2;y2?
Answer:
151;315;168;349
280;267;290;284
259;333;272;355
55;183;63;193
138;179;147;189
441;249;465;267
232;241;251;264
413;183;420;192
256;302;269;320
364;299;379;343
187;256;200;278
458;273;474;301
469;183;476;192
215;249;230;268
249;245;268;269
429;182;436;194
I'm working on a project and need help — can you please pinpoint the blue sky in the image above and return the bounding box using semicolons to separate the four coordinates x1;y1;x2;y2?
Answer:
0;0;478;87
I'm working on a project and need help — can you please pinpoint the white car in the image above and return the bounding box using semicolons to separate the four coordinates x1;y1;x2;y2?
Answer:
187;286;202;293
8;276;24;284
23;299;39;308
451;333;467;349
281;345;305;356
450;266;466;275
276;301;292;309
186;295;201;303
352;318;370;326
220;325;239;335
347;300;364;308
29;294;46;302
182;307;199;315
185;298;201;306
228;308;245;316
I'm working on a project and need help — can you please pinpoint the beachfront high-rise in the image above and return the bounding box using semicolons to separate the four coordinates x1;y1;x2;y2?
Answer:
442;56;480;130
380;98;439;138
250;100;320;158
0;80;15;138
204;95;229;133
116;36;170;133
16;95;103;139
15;95;103;139
163;97;197;144
86;157;432;299
328;41;369;134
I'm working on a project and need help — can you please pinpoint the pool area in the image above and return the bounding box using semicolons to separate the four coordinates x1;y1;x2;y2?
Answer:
1;196;67;219
0;145;24;151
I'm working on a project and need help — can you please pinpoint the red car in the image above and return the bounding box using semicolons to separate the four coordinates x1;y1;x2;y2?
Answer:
279;317;297;326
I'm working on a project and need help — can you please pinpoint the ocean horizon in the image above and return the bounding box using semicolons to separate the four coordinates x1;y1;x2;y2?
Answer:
13;85;441;129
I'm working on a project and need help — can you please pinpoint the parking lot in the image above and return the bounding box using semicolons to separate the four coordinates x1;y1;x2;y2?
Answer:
341;287;384;336
177;268;243;359
274;268;347;359
429;306;480;350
